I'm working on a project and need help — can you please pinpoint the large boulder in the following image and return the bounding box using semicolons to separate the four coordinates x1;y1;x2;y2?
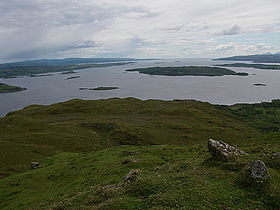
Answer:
208;139;245;162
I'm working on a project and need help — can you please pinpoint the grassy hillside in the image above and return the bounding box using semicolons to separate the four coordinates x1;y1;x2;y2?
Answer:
0;98;258;176
217;99;280;132
1;98;280;209
0;142;279;209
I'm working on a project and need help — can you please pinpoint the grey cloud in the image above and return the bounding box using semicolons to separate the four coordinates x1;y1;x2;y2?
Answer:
215;24;242;36
163;25;184;32
0;0;158;61
0;0;279;61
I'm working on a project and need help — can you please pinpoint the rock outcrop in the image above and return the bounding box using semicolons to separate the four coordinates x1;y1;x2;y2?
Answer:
208;139;245;162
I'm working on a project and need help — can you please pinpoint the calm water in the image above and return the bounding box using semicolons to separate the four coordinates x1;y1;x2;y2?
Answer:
0;58;280;116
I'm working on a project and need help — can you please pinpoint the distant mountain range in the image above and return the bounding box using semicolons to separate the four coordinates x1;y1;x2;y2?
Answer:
0;58;147;68
214;53;280;63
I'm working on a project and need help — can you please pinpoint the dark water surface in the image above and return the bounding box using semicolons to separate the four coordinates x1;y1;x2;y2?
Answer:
1;58;280;116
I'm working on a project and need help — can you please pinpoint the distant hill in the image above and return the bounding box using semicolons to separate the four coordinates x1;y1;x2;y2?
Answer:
0;57;151;78
0;57;145;67
214;53;280;63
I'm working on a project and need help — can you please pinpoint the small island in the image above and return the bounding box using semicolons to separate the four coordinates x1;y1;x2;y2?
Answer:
0;83;26;94
67;76;80;80
79;86;119;91
254;83;266;86
60;70;76;74
217;63;280;70
126;66;248;76
29;73;54;77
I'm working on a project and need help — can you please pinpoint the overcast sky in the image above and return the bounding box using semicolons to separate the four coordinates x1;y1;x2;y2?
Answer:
0;0;280;62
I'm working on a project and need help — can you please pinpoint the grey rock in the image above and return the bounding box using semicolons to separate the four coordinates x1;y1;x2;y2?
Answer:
123;169;141;184
250;160;270;180
30;162;39;169
239;160;270;187
121;158;141;165
208;139;245;162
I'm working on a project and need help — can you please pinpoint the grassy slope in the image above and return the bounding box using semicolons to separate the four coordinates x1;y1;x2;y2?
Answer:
0;98;258;176
1;98;280;209
217;99;280;132
0;142;279;209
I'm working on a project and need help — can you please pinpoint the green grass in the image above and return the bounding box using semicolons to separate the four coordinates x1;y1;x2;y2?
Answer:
126;66;249;76
0;144;279;209
0;98;258;176
217;99;280;132
0;83;26;94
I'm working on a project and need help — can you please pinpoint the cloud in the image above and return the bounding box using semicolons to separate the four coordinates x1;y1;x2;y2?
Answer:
0;0;280;62
215;24;242;36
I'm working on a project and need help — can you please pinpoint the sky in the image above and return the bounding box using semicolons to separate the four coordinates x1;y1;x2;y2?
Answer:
0;0;280;62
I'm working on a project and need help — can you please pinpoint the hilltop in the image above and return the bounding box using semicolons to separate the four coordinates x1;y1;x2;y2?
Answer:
0;98;279;209
0;98;258;176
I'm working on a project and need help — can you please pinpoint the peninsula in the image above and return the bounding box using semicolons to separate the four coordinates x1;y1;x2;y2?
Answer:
0;83;26;93
0;60;137;78
217;63;280;70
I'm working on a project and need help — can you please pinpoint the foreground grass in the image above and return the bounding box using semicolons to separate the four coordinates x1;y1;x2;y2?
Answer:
0;98;258;176
0;143;279;209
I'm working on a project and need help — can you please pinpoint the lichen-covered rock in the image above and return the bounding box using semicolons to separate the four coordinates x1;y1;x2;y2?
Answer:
208;139;245;162
30;162;39;169
239;160;270;187
249;160;270;180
